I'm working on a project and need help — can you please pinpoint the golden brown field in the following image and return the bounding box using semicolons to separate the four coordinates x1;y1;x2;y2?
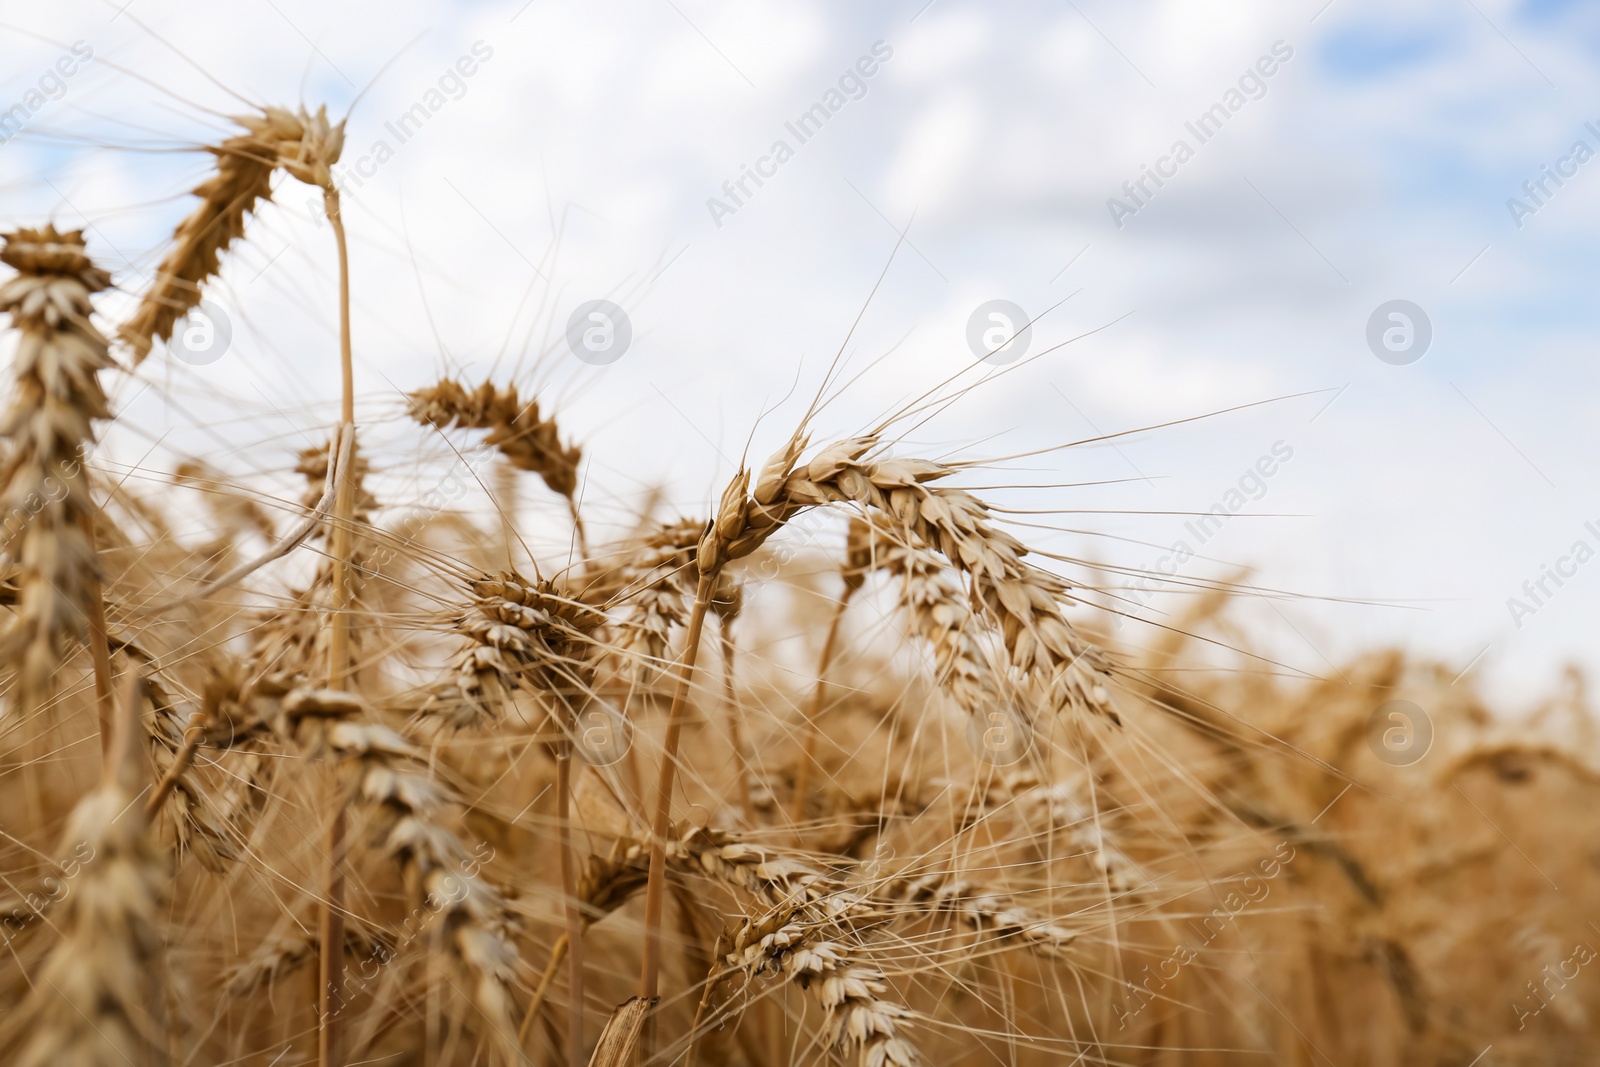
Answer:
0;105;1595;1067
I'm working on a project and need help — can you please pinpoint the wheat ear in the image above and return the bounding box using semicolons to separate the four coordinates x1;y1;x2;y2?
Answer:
0;673;168;1067
726;920;919;1067
407;378;587;554
120;106;345;362
733;436;1113;719
290;692;524;1065
0;226;116;713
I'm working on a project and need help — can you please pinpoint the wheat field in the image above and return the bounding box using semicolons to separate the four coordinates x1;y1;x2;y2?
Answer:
0;81;1595;1067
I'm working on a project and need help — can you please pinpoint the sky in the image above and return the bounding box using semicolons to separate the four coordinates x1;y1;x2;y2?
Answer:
2;0;1597;712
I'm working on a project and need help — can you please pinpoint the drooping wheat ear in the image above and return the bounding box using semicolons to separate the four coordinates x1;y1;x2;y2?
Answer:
0;226;116;703
847;516;1001;724
407;378;587;548
288;691;524;1064
878;871;1084;959
120;106;344;362
0;674;167;1067
676;820;1088;960
726;917;919;1067
672;825;1076;958
721;436;1115;721
660;824;836;905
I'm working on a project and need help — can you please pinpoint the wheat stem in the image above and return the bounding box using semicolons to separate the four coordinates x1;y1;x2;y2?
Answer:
555;743;585;1067
146;714;205;816
637;571;717;1002
790;590;852;825
319;182;357;1067
682;933;726;1067
517;932;569;1046
79;512;115;760
718;625;751;824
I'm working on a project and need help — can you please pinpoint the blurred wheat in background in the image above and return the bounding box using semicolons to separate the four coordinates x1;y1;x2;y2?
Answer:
1;3;1598;1066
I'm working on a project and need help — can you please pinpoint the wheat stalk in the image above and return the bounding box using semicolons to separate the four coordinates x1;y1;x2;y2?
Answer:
791;555;864;825
710;578;753;823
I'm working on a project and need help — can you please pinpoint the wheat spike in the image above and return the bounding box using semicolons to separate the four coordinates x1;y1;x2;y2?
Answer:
408;378;583;502
289;692;524;1064
0;675;167;1066
0;226;115;699
120;106;344;362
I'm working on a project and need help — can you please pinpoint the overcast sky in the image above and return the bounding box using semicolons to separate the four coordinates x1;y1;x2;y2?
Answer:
4;0;1598;711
